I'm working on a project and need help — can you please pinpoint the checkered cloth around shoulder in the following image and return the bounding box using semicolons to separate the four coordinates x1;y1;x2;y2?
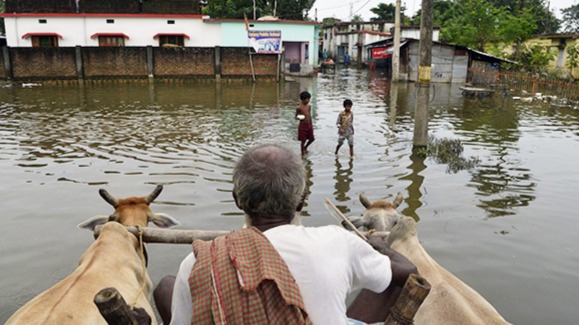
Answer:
189;227;312;325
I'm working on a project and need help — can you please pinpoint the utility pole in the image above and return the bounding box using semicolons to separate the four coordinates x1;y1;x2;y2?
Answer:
413;0;433;150
253;0;256;19
392;0;401;81
349;2;353;19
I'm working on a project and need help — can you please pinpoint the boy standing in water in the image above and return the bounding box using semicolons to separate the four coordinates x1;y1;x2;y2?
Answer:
296;91;315;157
335;99;354;157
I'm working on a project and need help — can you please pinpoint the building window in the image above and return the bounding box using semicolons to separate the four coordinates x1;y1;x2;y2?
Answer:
106;19;115;24
167;20;175;24
98;36;125;47
158;35;184;47
39;19;47;24
31;36;59;48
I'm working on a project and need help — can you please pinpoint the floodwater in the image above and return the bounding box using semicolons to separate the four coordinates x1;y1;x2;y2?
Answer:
1;69;578;324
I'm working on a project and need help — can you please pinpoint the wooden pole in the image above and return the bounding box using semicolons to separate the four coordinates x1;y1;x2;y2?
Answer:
249;51;256;82
93;225;389;244
94;287;139;325
384;273;431;325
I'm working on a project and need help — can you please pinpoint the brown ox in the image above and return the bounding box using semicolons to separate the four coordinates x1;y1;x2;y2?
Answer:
347;194;511;325
344;192;403;231
387;217;511;325
6;185;180;325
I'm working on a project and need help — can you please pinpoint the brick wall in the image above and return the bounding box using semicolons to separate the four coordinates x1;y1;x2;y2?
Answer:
6;0;77;13
153;47;214;77
0;50;5;79
221;47;278;77
2;46;279;81
252;54;279;76
83;47;148;78
10;47;77;79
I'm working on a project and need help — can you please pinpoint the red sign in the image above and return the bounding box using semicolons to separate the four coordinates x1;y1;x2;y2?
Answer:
371;47;391;59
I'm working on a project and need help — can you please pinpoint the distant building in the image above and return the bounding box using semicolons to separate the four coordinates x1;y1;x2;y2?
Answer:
526;33;579;79
365;38;514;83
1;0;319;76
204;18;319;76
320;21;440;65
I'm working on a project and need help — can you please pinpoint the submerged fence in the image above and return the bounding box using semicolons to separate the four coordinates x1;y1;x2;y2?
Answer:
469;68;579;102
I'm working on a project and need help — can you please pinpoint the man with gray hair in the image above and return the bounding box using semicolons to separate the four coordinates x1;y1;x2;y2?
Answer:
155;144;416;325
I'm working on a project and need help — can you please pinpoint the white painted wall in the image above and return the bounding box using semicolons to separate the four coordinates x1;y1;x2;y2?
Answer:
401;29;440;42
4;16;221;47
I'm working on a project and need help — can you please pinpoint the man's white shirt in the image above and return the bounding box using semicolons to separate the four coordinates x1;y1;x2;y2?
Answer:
170;225;392;325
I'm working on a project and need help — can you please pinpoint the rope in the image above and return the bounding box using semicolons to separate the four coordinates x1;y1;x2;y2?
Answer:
129;226;148;310
323;198;367;241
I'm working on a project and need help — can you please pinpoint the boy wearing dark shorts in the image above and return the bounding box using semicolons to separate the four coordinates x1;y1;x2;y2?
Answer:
296;91;314;157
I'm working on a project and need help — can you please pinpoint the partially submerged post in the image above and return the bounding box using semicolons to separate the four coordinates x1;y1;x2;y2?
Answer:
413;0;434;150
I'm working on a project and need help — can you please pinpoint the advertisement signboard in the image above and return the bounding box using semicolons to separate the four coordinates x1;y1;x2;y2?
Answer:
248;30;282;53
371;47;392;59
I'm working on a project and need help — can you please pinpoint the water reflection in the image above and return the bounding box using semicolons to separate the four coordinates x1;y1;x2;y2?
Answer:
301;158;314;217
400;153;426;220
447;95;536;217
333;158;353;214
2;70;579;324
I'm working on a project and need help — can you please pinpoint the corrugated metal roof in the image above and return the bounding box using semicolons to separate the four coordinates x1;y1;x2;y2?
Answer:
364;37;516;64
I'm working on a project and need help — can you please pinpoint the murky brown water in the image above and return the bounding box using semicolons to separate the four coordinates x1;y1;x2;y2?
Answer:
1;69;578;324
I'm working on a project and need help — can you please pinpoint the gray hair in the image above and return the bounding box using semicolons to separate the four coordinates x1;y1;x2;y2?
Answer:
233;144;306;221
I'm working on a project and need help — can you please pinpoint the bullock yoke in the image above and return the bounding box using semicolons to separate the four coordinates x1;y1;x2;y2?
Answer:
6;185;180;325
96;191;510;325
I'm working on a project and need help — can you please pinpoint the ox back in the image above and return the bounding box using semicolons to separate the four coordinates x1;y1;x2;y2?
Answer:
388;217;511;325
6;222;156;325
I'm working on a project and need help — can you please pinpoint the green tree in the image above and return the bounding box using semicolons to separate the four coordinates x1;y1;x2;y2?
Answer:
441;0;502;50
370;3;397;21
410;0;456;27
321;17;341;28
351;14;364;23
566;44;579;70
203;0;252;19
561;4;579;32
275;0;315;20
203;0;314;20
0;0;4;35
509;43;555;72
488;0;560;34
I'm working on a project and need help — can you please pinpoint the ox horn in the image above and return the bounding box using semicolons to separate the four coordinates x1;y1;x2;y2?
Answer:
99;189;118;207
359;192;372;208
146;185;163;204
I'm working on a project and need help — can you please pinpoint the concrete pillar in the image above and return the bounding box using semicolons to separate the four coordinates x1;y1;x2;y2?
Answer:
413;0;433;150
75;46;84;80
3;47;13;81
413;82;430;148
214;46;221;80
147;45;154;80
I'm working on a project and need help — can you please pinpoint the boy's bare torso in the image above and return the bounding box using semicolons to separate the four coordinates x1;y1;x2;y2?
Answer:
296;104;312;124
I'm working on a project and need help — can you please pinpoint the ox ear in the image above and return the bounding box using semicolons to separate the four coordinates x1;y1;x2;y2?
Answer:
359;192;372;208
393;192;404;208
149;213;180;228
78;215;110;231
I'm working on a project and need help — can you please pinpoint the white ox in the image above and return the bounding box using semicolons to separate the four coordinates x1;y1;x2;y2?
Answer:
6;185;180;325
347;193;511;325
